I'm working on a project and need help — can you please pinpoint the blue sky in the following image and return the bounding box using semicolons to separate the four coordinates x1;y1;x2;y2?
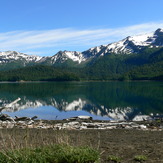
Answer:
0;0;163;56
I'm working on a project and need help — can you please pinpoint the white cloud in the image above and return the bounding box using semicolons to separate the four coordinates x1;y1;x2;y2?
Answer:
0;21;163;56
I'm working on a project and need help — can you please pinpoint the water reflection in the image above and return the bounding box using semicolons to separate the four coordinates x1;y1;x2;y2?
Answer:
0;82;162;120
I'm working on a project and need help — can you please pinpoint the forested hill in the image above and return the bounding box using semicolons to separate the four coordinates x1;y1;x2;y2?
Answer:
0;49;162;81
0;66;80;81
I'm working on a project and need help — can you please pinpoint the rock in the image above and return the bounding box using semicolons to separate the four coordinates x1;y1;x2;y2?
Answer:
77;116;93;120
67;122;79;126
106;126;116;129
16;121;27;126
124;125;132;129
27;120;34;125
56;126;62;130
139;124;147;129
79;126;87;130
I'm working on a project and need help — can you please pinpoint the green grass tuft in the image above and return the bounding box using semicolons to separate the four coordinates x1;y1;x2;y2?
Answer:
134;155;147;162
107;155;121;162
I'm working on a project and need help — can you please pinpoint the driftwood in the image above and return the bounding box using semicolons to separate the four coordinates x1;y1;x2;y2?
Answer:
0;114;38;122
0;114;14;121
64;116;93;121
15;116;38;121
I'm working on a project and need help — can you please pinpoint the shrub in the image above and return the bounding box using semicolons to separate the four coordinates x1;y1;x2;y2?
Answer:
107;155;121;162
134;155;147;162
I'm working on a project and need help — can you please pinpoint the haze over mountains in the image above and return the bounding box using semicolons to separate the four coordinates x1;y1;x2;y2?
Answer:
0;28;163;80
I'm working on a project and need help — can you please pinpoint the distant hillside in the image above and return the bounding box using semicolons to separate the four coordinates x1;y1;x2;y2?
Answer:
0;65;80;81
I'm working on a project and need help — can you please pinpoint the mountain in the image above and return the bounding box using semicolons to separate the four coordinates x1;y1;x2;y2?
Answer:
87;28;163;55
1;28;163;66
0;51;42;70
43;28;163;66
39;51;87;68
0;28;162;80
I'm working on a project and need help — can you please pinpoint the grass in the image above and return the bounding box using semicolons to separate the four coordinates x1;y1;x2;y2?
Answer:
0;129;100;163
134;155;147;162
0;144;100;163
107;155;121;162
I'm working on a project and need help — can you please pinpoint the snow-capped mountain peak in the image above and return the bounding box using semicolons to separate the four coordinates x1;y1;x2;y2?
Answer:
0;51;42;64
126;32;154;46
154;28;163;35
50;50;86;64
0;28;163;66
83;28;163;56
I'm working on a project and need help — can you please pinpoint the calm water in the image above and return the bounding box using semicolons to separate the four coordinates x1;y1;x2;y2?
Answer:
0;81;163;120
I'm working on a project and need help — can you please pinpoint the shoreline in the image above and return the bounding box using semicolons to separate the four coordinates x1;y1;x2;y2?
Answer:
0;79;162;83
0;117;162;131
0;113;162;130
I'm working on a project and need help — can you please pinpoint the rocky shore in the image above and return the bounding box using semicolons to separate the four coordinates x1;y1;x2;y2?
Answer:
0;114;163;131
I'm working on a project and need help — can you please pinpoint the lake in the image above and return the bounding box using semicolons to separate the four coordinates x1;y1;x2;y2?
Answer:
0;81;163;121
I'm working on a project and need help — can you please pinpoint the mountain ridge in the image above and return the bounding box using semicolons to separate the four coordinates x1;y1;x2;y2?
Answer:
0;28;163;67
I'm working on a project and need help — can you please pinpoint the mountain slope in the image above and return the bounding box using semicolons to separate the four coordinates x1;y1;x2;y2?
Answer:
0;51;42;70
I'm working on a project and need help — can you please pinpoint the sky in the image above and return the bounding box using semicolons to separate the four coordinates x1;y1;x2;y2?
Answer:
0;0;163;56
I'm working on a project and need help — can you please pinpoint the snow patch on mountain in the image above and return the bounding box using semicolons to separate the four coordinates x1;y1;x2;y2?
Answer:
128;33;154;46
85;28;163;55
50;51;86;64
0;51;42;64
1;28;163;65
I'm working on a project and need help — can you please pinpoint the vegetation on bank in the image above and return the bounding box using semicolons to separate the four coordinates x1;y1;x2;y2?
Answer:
0;144;99;163
0;143;150;163
0;129;162;162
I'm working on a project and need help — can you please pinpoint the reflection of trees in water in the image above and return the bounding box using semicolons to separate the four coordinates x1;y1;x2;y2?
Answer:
0;82;162;115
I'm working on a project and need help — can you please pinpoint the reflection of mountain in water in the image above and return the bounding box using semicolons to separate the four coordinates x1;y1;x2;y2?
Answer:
2;97;137;121
0;82;162;120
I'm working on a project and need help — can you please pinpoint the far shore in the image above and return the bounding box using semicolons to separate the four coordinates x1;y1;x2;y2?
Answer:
0;79;162;83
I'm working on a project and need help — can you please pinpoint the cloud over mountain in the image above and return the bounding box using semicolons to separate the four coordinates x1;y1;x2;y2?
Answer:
0;22;163;56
